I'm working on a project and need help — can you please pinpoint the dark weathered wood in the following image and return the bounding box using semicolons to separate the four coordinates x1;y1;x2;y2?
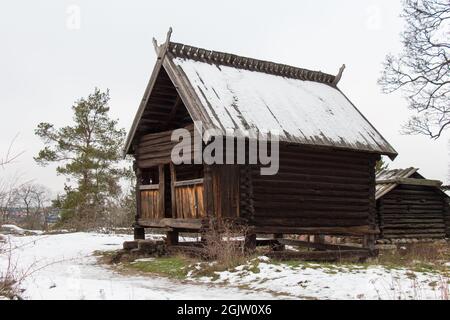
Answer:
166;230;179;246
134;226;145;240
377;183;447;239
251;225;379;236
158;165;165;218
211;165;240;218
135;164;142;221
170;162;176;218
136;124;198;168
272;233;285;251
244;233;257;251
266;249;371;262
203;165;214;217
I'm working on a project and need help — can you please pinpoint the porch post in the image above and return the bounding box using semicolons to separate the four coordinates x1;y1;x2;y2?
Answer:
166;230;179;246
170;163;176;218
133;160;145;240
244;233;257;252
272;233;285;251
158;165;165;218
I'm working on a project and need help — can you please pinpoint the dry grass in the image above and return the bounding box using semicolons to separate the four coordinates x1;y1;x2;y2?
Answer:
198;219;254;275
374;241;450;273
0;240;23;299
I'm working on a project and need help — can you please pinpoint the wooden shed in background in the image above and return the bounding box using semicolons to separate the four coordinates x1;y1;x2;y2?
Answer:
124;30;397;254
376;168;450;239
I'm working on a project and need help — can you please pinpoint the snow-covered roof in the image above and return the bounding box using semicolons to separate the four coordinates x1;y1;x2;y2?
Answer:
124;37;397;158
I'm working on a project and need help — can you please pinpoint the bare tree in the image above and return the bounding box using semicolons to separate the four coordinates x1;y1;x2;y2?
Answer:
0;134;24;168
379;0;450;139
17;183;51;229
0;135;25;222
0;175;21;223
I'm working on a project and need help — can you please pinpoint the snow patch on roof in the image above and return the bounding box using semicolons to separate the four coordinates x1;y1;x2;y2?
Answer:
173;57;396;156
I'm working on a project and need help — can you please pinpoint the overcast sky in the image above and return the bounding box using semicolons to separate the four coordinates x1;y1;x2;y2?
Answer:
1;0;449;195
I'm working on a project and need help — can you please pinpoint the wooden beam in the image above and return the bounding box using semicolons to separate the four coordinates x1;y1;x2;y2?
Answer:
139;184;159;190
203;165;214;217
134;226;145;240
158;165;165;219
266;249;372;262
244;233;257;252
170;163;177;219
135;164;142;221
174;178;204;187
250;225;379;236
138;218;203;230
377;178;442;187
166;230;179;246
272;233;285;251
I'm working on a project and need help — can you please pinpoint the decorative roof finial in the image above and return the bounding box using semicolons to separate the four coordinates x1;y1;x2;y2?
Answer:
165;27;173;44
332;64;346;86
153;27;173;56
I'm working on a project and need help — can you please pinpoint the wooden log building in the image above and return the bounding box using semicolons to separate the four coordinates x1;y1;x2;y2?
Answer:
124;29;397;252
376;168;450;239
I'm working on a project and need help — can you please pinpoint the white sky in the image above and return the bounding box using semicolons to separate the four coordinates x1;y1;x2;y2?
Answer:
1;0;448;195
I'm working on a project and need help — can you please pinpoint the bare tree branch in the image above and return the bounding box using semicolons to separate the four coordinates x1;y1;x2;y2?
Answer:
379;0;450;139
0;134;25;168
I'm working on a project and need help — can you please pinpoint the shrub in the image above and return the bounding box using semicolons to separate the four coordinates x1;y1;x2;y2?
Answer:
202;219;251;270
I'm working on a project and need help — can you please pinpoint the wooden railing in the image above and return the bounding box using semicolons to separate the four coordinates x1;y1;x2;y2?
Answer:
173;178;205;219
139;184;161;219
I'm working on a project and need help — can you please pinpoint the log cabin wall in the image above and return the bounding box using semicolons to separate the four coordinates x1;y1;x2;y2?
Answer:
377;185;447;239
136;124;198;168
445;199;450;238
208;164;240;218
246;145;379;235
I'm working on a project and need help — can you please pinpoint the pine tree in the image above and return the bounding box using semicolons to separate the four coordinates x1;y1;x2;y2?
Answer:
375;158;389;173
35;88;128;225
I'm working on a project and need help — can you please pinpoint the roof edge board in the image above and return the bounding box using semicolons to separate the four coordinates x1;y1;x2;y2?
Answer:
123;28;173;156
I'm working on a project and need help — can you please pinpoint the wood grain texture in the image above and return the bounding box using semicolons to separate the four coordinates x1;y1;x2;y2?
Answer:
377;184;447;239
140;189;161;219
248;145;378;233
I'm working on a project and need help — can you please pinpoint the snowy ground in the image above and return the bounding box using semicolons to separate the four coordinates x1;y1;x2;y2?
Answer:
191;257;449;300
0;232;448;300
0;232;280;300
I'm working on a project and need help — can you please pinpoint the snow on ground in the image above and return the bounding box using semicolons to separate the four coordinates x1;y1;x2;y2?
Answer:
0;232;277;300
0;232;448;300
190;257;448;300
0;224;43;235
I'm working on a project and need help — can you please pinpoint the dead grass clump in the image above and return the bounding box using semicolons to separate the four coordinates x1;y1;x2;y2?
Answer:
376;241;450;272
0;241;24;299
202;219;252;271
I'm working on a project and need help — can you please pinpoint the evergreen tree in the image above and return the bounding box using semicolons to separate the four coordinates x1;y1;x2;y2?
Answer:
375;158;389;173
35;89;128;225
